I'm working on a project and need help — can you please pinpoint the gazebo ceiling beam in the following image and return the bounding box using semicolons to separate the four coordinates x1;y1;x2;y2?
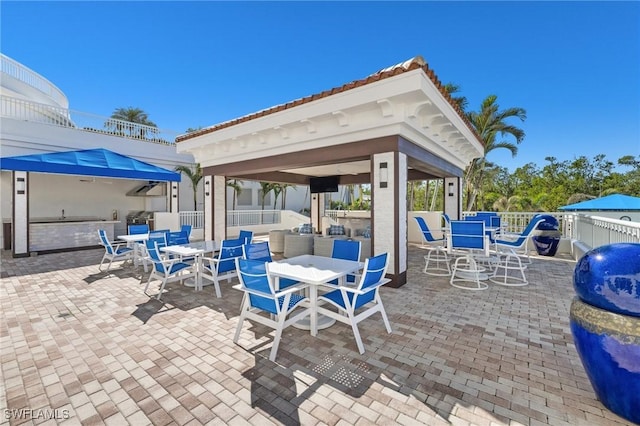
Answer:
203;136;397;176
229;171;310;185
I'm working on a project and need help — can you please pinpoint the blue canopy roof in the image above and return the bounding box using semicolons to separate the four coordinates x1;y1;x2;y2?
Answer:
0;148;181;182
559;194;640;211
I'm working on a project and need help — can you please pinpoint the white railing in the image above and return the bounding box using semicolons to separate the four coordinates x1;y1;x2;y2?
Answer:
1;96;73;126
180;210;286;229
1;95;178;145
1;53;68;108
570;214;640;249
227;210;282;226
179;211;204;229
325;210;371;221
180;209;311;231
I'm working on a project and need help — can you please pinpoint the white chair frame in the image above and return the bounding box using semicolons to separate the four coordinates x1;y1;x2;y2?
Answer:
144;241;195;300
489;247;528;286
98;230;133;272
233;259;310;362
316;253;392;354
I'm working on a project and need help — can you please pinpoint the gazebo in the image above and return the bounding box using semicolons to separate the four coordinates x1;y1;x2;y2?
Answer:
175;56;484;287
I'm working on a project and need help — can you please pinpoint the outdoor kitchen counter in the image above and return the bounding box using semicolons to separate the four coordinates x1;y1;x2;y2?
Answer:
29;219;119;252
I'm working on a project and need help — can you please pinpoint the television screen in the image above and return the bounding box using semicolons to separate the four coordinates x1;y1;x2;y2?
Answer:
309;176;339;193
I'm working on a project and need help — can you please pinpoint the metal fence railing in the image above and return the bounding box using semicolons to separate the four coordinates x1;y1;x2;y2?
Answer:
227;210;281;227
179;210;284;229
1;95;179;145
1;53;68;107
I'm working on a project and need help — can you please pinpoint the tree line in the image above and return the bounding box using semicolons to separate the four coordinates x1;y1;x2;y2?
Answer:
441;86;639;212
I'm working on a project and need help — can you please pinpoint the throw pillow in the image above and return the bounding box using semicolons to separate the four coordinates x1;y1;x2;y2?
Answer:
299;223;313;234
329;224;345;235
362;227;371;238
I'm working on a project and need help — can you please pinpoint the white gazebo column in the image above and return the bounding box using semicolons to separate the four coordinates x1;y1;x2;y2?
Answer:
169;181;179;213
12;171;29;257
311;192;325;233
210;175;226;241
444;176;462;220
372;152;407;287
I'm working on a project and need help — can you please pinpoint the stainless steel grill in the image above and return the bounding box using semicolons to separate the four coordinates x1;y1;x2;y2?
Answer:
125;211;155;227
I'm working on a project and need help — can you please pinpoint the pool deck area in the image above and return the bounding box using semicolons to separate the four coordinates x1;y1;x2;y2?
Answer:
0;245;636;426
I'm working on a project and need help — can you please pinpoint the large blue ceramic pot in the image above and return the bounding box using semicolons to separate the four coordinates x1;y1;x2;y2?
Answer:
573;243;640;316
571;242;640;424
570;299;640;424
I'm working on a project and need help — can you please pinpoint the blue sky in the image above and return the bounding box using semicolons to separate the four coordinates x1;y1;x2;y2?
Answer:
2;1;639;172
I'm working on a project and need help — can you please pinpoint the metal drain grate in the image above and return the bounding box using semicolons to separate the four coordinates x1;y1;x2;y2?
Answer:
313;355;370;388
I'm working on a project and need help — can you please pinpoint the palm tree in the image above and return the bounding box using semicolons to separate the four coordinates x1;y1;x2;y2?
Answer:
175;164;202;210
279;184;296;209
259;182;276;223
227;179;243;210
492;195;538;212
107;107;157;138
464;95;526;210
443;83;468;111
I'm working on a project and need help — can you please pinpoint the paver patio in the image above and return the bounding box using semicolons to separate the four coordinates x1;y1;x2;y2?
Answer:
0;245;635;425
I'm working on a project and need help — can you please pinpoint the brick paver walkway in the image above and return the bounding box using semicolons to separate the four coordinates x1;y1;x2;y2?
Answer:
0;246;635;425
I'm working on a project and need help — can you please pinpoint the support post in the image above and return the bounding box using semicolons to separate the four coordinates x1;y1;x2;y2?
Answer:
444;176;462;220
372;152;407;287
12;171;29;257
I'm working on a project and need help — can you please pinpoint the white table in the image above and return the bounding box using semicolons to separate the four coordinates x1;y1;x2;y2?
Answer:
268;254;362;336
117;233;149;269
161;241;219;291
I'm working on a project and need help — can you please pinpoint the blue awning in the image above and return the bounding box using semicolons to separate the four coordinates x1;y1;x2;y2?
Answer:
0;148;181;182
559;194;640;211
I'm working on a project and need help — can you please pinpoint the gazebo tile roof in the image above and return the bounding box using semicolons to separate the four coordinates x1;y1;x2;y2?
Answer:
176;56;480;144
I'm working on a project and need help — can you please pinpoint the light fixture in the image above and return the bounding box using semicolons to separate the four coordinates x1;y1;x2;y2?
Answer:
16;177;25;194
205;180;210;196
448;182;454;197
379;162;388;188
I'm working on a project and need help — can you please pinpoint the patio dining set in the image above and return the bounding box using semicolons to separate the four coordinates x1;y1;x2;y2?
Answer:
96;225;393;362
415;213;546;291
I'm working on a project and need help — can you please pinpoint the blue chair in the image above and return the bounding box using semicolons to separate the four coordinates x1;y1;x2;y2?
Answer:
98;229;133;271
239;230;253;245
316;253;392;354
128;224;149;235
166;231;189;246
414;216;445;246
494;215;546;263
243;241;273;261
143;240;194;300
180;224;192;241
232;259;310;362
414;216;450;276
140;230;170;271
201;238;245;298
442;213;451;230
329;240;361;284
448;221;491;290
242;242;299;289
449;221;488;255
149;230;168;247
